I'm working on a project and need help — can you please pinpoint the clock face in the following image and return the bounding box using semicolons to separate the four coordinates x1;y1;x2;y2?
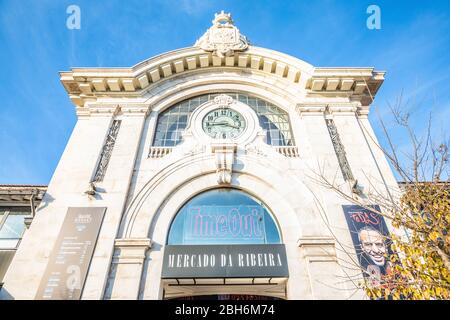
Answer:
202;108;246;139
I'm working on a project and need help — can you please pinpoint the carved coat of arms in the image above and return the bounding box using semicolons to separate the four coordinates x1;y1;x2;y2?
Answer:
194;11;249;58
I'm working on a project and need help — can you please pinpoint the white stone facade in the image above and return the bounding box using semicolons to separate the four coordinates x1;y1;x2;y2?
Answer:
0;13;399;300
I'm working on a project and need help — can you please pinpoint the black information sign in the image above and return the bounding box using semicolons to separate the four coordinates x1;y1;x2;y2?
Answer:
162;244;289;279
35;207;106;300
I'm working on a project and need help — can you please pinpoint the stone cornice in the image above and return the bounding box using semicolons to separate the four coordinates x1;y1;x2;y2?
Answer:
60;46;384;109
295;105;327;116
356;106;370;118
306;68;385;106
298;236;336;247
76;104;150;118
296;102;362;116
115;238;152;248
328;104;358;116
298;236;337;262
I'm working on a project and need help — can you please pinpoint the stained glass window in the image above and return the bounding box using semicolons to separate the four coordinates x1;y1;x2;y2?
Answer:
152;93;294;147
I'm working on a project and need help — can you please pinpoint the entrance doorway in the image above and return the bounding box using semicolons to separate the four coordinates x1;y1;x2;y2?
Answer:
162;188;288;300
162;279;288;300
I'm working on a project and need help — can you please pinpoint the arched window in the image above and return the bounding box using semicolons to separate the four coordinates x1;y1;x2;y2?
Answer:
153;93;294;147
167;189;281;245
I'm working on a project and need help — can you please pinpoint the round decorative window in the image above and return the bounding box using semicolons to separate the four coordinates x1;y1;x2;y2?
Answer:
167;189;281;245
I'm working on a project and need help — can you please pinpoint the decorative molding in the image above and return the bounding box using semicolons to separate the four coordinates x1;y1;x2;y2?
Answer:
149;147;173;158
357;107;370;118
296;105;327;117
92;120;121;183
120;105;150;116
245;132;269;157
245;145;267;157
75;106;91;118
298;237;337;262
211;142;237;185
113;238;152;264
60;50;383;110
181;142;207;157
327;105;358;115
325;117;355;182
213;93;234;106
24;216;34;229
296;103;362;117
89;105;121;117
115;238;152;248
298;237;336;247
75;104;149;118
0;185;46;206
274;146;299;157
194;11;249;58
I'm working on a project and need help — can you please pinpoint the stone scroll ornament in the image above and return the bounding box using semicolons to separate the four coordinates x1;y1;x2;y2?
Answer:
194;11;249;58
342;205;396;289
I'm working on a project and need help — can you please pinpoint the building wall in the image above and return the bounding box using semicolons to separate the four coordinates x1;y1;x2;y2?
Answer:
0;49;396;300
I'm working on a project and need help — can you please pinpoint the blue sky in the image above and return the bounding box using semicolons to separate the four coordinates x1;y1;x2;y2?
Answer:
0;0;449;184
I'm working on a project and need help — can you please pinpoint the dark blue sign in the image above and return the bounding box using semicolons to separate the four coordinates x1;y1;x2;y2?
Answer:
162;244;289;279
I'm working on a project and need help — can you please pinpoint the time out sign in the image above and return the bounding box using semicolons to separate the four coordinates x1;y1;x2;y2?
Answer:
183;205;266;244
161;244;289;279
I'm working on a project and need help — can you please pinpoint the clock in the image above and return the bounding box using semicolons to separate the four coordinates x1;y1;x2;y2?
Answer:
202;108;246;139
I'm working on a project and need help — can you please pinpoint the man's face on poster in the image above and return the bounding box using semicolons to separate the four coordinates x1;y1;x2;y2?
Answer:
358;228;386;266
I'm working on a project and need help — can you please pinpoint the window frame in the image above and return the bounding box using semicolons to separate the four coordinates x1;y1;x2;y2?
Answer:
152;93;295;148
166;187;283;245
0;207;30;250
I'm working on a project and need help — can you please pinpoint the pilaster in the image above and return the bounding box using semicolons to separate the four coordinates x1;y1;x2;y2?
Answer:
106;238;152;300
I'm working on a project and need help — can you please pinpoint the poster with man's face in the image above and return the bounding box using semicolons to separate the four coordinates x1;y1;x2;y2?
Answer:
342;205;393;285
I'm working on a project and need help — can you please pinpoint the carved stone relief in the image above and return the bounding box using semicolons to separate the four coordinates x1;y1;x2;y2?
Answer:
325;118;355;182
194;11;249;57
211;143;236;185
93;120;121;182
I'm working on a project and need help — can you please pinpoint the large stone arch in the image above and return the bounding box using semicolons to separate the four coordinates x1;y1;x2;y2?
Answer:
106;57;334;300
119;152;330;299
120;152;328;241
140;70;304;114
119;70;328;240
130;46;315;83
126;70;317;222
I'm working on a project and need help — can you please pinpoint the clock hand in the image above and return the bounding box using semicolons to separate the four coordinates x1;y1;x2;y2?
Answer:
212;121;239;129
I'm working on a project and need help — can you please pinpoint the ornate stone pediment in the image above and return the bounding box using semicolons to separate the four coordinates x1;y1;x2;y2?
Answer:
194;11;249;58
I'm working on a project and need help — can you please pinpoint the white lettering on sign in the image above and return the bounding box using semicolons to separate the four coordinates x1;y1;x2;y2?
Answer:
221;254;233;267
162;245;289;279
168;252;283;268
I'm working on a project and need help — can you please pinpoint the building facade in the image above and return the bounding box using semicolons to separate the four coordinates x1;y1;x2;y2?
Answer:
0;12;400;300
0;185;46;285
